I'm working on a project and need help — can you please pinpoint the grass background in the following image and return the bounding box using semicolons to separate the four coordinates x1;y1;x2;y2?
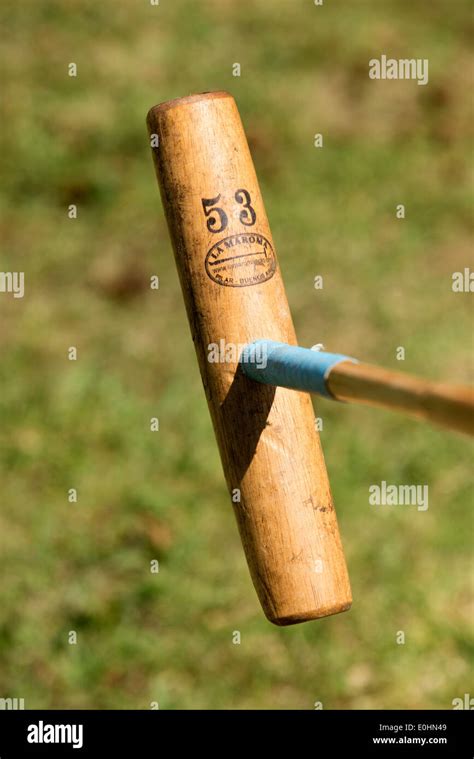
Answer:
0;0;472;709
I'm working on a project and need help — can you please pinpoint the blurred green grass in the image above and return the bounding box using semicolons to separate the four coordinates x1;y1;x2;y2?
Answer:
0;0;472;708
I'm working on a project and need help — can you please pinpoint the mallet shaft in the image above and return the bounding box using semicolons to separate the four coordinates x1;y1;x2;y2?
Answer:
241;341;474;436
329;361;474;436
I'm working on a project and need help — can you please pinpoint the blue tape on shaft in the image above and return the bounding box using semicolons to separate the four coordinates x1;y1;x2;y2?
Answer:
240;340;358;399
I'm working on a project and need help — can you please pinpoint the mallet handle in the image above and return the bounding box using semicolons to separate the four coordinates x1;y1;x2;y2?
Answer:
241;341;474;436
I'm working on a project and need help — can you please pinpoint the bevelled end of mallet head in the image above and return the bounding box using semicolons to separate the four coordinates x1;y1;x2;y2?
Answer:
256;551;353;626
268;598;353;627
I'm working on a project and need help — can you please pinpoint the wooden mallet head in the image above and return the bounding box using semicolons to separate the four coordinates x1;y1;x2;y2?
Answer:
147;91;351;625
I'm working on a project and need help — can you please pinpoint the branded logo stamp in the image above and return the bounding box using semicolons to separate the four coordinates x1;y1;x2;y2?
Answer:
205;233;276;287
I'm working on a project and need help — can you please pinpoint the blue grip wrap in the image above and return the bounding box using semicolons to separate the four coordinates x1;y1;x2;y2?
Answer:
240;340;357;399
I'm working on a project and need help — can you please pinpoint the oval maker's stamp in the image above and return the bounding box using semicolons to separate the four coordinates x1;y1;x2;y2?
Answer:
205;233;276;288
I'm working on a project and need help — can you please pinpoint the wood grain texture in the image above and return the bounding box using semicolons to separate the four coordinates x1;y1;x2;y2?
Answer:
328;361;474;436
147;91;351;624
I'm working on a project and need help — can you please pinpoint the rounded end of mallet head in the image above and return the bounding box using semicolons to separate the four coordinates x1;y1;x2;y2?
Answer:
146;90;233;126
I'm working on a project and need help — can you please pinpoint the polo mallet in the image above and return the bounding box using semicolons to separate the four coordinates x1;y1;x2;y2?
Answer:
147;91;473;626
